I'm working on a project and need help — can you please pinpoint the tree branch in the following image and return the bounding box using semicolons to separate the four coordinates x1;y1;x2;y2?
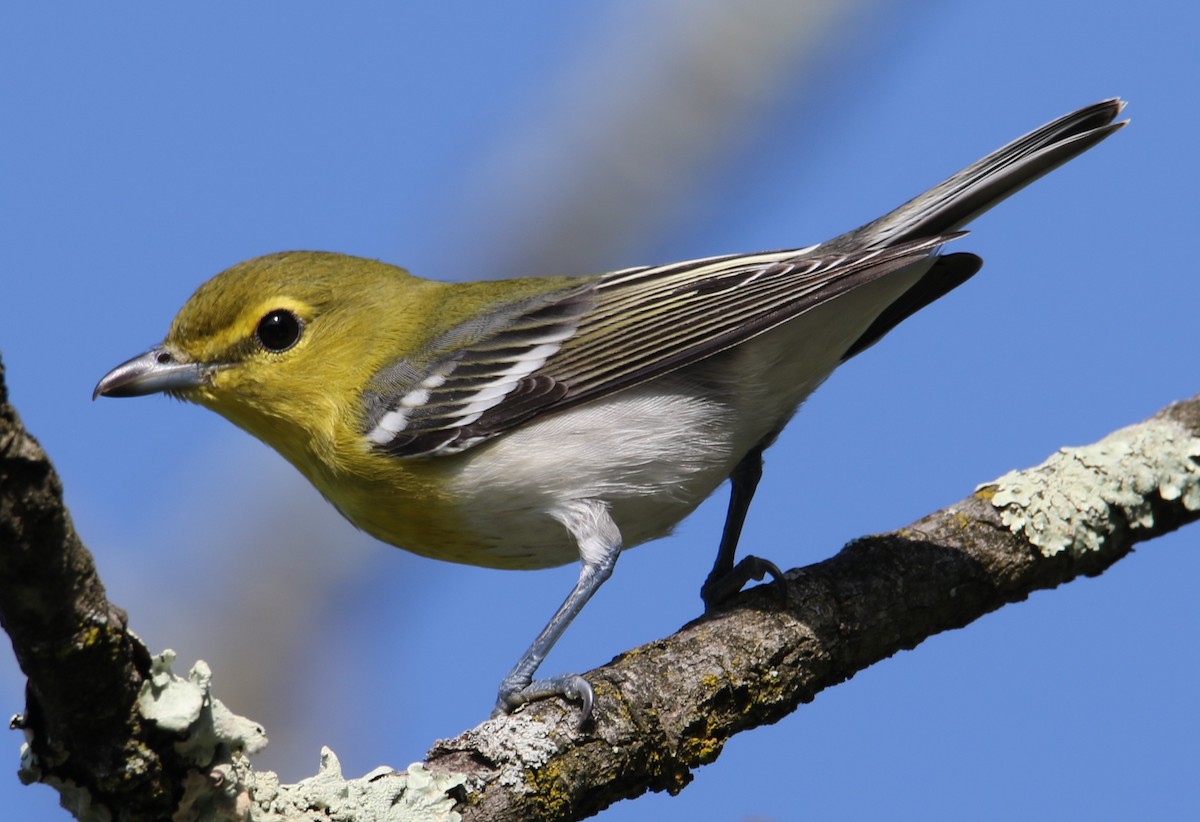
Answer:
2;349;1197;821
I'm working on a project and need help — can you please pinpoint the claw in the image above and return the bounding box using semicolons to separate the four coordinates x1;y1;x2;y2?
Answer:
701;555;788;611
492;674;595;727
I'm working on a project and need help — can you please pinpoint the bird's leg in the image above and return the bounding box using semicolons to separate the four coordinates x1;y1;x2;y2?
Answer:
493;500;621;723
700;440;787;610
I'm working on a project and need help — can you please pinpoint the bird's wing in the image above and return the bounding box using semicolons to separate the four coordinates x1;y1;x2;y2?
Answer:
363;234;960;457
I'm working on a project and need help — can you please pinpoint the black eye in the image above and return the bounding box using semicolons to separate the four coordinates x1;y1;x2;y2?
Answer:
255;309;303;352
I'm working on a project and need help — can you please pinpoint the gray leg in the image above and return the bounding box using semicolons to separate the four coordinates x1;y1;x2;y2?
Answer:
493;500;622;722
700;441;786;610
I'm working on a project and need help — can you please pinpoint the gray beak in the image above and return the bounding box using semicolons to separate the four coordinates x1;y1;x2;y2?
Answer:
93;347;208;399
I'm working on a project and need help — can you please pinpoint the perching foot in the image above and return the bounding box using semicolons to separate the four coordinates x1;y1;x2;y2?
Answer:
492;672;595;725
701;554;788;612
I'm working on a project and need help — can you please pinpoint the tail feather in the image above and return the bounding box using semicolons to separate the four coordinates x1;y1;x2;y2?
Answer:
822;99;1127;253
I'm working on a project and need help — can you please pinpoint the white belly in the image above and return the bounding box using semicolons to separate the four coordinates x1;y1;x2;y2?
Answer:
445;382;743;567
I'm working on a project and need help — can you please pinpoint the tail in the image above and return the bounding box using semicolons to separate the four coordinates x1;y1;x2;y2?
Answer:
822;98;1127;253
834;99;1126;361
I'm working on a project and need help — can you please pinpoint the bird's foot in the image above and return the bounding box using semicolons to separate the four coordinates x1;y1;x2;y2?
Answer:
491;672;595;726
701;555;788;612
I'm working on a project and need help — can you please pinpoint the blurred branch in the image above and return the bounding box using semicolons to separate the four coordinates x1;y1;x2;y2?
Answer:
2;349;1197;820
433;0;874;281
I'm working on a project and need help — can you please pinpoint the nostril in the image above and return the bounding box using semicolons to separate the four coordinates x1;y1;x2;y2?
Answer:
156;351;173;365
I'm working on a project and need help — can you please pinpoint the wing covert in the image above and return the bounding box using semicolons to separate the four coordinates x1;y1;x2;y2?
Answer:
364;234;959;458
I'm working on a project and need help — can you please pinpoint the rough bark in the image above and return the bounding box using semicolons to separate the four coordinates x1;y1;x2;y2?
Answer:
0;358;169;816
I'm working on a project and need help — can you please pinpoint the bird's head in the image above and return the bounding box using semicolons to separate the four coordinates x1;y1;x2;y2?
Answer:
95;251;440;470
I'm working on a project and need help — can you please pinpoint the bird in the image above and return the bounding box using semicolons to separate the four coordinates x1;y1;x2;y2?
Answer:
95;98;1126;721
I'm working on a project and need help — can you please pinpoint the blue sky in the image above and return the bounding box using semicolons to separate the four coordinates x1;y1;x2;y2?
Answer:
2;2;1197;820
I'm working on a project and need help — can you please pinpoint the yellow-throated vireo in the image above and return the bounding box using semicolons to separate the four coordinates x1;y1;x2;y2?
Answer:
96;99;1126;720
